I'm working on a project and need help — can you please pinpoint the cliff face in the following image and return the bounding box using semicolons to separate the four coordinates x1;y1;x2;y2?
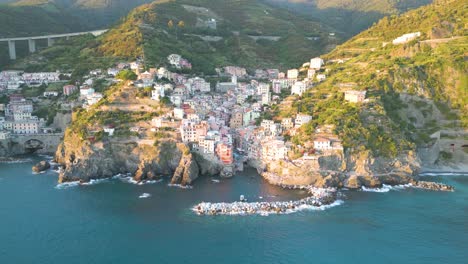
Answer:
55;132;220;185
259;150;420;189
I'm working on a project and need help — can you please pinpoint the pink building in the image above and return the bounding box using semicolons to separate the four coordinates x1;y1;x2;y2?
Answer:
63;85;78;96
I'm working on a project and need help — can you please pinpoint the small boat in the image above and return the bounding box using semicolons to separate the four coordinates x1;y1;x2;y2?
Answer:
240;195;247;202
139;193;151;199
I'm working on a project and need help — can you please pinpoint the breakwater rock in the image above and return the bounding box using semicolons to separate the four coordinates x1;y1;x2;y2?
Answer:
193;188;338;216
414;181;454;192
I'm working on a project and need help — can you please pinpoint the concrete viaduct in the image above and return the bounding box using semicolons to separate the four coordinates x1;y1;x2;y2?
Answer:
0;29;108;60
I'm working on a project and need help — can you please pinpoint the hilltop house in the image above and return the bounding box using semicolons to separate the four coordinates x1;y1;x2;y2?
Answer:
310;57;324;70
393;32;421;45
344;90;367;103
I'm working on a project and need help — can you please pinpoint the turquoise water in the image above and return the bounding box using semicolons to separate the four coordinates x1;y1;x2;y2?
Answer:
0;156;467;264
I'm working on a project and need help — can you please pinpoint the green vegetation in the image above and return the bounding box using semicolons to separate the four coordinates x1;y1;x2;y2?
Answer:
116;70;137;81
275;0;466;158
90;0;340;73
266;0;432;37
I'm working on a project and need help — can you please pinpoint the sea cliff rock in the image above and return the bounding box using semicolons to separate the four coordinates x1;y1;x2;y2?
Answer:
258;150;421;189
55;132;220;184
171;145;200;186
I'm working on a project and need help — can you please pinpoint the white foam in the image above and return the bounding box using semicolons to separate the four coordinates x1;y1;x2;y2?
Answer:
419;172;468;177
361;184;413;193
139;193;151;199
80;178;110;186
0;158;33;164
168;183;193;189
211;179;220;183
113;174;163;185
55;181;80;189
38;154;54;160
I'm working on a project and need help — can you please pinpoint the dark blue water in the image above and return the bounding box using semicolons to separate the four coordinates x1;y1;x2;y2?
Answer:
0;157;467;264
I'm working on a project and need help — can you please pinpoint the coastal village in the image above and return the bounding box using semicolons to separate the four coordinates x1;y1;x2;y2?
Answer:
0;50;372;173
0;31;449;179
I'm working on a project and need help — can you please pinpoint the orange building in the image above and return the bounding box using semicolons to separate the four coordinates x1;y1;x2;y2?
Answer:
216;143;234;165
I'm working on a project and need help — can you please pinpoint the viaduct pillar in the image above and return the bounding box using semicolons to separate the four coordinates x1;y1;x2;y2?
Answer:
8;40;16;60
28;39;36;53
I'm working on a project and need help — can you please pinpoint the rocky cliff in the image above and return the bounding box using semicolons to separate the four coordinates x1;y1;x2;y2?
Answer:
55;132;221;185
258;150;421;189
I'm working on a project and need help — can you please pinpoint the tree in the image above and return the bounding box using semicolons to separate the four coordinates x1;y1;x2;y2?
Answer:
168;20;174;28
116;70;137;81
178;21;185;28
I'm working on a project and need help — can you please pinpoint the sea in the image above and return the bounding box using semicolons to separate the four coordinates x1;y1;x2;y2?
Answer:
0;155;467;264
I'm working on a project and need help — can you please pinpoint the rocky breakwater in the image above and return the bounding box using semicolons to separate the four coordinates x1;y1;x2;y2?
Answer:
193;187;337;216
55;132;221;185
413;181;454;192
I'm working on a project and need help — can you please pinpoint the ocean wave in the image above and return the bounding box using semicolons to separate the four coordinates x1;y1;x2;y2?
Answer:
55;181;81;189
419;172;468;177
80;178;110;186
168;184;193;189
113;174;163;185
37;154;54;160
0;158;33;164
361;184;413;193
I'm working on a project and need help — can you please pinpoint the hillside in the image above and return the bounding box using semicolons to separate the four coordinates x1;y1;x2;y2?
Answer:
264;0;432;36
0;3;86;37
6;0;342;73
272;0;466;165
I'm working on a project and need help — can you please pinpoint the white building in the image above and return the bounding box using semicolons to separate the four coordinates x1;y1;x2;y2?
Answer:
307;69;316;79
151;84;165;101
291;81;307;96
261;92;271;105
295;114;312;128
0;131;10;140
168;54;182;65
174;108;184;120
104;127;115;136
262;140;288;160
393;32;421;45
316;74;326;82
310;57;324;70
80;87;95;97
287;69;299;79
43;91;59;97
314;137;332;150
281;118;294;131
344;90;367;103
256;83;270;95
86;93;103;106
198;137;216;154
12;120;39;134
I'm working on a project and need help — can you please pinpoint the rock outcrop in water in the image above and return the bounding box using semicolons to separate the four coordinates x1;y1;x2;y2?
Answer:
32;161;51;173
55;132;220;185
